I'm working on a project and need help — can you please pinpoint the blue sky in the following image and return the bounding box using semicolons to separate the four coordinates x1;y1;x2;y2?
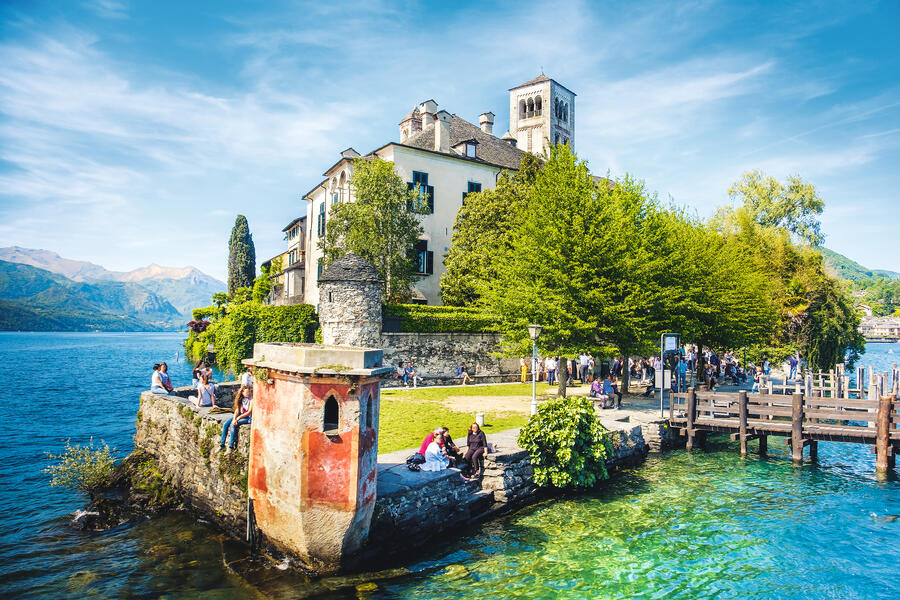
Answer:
1;0;898;281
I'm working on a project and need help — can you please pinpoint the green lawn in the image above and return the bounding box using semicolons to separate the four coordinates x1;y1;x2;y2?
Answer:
377;383;552;454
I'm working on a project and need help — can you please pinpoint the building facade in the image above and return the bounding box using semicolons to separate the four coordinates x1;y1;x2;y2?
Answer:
262;216;306;305
298;75;574;307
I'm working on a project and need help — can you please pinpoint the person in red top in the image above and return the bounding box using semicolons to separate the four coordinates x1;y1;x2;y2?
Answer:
418;427;444;456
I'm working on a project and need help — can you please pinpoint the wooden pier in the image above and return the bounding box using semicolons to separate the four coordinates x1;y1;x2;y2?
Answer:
669;389;899;472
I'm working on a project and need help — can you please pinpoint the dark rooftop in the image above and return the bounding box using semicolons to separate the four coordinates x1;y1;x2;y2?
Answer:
319;252;382;283
402;115;527;170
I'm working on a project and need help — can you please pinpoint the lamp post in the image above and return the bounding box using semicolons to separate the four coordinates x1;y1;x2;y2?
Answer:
528;324;543;415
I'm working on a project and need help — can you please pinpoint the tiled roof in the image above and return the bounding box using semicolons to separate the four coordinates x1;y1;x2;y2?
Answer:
510;74;550;90
401;115;527;170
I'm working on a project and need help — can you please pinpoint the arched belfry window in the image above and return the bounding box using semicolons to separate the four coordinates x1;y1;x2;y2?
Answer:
324;395;339;433
526;98;534;117
535;95;542;116
519;100;526;119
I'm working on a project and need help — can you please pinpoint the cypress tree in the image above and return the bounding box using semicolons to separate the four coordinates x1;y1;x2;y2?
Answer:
228;215;256;294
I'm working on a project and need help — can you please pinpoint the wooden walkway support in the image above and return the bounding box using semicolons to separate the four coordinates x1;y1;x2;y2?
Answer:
670;390;899;472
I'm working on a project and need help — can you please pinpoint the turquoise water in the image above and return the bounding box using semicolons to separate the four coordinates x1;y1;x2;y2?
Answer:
0;333;898;598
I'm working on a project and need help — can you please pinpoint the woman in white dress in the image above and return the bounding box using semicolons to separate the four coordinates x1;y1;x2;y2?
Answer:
421;437;450;472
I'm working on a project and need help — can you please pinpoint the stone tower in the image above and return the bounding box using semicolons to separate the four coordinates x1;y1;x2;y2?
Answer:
244;342;391;574
318;252;383;348
508;74;576;155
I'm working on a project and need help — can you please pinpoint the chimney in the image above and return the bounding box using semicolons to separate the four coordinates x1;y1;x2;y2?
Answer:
420;99;438;129
435;110;451;153
479;111;495;135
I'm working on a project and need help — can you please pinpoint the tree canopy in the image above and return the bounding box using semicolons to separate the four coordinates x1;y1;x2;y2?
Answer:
728;170;825;246
227;215;256;294
442;144;858;374
319;158;423;301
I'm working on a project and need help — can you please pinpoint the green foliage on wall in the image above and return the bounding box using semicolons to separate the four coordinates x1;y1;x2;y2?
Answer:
184;300;319;374
383;303;496;333
256;304;319;342
517;396;613;489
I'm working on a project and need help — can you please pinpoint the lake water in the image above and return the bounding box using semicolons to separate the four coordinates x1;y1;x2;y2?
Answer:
1;332;898;598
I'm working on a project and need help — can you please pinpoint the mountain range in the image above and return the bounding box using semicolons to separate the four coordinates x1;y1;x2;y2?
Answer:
0;247;225;331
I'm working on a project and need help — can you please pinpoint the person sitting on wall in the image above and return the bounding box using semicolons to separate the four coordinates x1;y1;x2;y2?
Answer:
220;385;252;451
192;360;204;388
589;378;609;407
240;366;253;387
457;363;472;385
421;434;450;472
464;422;488;478
610;375;623;409
159;362;174;392
441;426;462;466
150;364;169;395
193;373;216;407
404;362;419;388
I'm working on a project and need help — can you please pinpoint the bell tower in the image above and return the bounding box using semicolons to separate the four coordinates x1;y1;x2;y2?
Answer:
508;75;576;155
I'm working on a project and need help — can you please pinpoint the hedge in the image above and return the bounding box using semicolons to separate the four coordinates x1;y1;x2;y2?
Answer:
184;302;319;374
383;303;496;333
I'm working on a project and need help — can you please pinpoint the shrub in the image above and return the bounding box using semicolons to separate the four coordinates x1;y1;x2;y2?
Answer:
383;303;496;333
192;306;221;321
256;304;319;343
44;439;117;498
517;396;613;489
185;300;320;375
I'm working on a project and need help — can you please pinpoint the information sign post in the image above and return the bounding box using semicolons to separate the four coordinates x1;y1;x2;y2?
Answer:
660;333;680;417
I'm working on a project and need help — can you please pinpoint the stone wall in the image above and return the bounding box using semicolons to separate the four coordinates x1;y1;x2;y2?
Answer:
364;423;648;564
382;332;520;385
134;384;250;538
134;385;649;572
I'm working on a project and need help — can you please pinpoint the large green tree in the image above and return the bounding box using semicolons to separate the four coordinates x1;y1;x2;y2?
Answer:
227;215;256;294
319;158;423;301
728;170;825;245
479;146;678;396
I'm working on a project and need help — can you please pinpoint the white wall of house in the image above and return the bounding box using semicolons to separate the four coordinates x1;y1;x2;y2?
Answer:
302;145;503;307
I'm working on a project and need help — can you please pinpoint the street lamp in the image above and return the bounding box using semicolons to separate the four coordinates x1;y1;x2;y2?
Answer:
528;324;543;415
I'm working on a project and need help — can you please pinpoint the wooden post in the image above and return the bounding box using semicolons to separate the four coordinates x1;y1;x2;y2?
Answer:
669;392;675;422
791;392;804;463
829;369;835;398
842;376;850;400
767;378;774;396
856;366;865;399
759;434;768;455
809;440;818;461
686;388;697;451
875;394;894;472
739;390;748;457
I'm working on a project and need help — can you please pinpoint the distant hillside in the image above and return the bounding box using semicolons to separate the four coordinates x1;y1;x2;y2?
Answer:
0;260;181;331
820;248;900;281
0;246;225;316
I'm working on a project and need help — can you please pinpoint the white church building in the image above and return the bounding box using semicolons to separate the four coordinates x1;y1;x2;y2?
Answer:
286;74;576;307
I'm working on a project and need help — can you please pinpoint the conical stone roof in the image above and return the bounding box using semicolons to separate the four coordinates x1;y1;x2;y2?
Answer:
319;252;382;283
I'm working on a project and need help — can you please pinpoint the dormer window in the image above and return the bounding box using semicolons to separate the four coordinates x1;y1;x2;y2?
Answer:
453;138;479;158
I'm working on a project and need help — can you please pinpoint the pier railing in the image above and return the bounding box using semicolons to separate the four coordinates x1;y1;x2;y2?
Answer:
669;389;899;471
